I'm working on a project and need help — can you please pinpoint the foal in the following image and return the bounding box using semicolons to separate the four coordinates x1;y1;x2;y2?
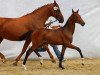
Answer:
23;9;85;70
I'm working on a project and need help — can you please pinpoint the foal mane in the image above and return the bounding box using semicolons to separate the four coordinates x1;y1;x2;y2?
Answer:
61;16;72;29
23;3;53;17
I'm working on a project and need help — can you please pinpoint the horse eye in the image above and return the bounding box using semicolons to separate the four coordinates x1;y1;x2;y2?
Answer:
54;9;60;14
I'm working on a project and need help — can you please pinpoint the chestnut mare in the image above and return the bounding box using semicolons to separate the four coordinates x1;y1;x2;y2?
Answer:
22;9;85;70
0;0;64;65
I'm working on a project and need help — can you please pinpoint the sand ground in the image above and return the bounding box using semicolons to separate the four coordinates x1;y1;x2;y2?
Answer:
0;58;100;75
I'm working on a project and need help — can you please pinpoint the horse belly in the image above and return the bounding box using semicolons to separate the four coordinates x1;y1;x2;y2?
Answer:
45;35;63;45
0;25;28;41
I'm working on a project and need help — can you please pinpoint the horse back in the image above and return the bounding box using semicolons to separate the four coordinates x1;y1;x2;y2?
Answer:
40;29;64;44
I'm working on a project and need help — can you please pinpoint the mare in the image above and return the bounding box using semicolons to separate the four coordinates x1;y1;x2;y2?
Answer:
22;9;85;70
0;0;64;65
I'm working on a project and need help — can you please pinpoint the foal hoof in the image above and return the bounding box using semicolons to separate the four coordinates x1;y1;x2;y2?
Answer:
59;65;65;70
13;62;18;66
81;63;84;66
40;60;43;65
40;62;43;65
22;64;27;70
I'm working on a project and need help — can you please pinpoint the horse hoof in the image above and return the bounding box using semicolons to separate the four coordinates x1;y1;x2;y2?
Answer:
51;59;56;63
40;62;42;65
22;64;27;70
13;62;18;66
40;61;43;65
61;67;65;70
59;65;65;70
82;63;84;66
1;59;6;64
39;57;43;65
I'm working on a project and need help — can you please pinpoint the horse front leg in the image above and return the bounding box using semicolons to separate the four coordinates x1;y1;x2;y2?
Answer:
67;43;84;65
43;45;56;63
59;46;66;69
13;38;31;66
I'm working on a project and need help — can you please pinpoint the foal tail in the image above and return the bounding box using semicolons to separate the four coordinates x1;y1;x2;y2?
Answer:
19;30;33;41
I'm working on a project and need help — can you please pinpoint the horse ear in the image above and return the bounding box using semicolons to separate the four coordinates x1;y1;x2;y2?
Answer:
54;0;57;6
76;9;79;13
72;9;74;13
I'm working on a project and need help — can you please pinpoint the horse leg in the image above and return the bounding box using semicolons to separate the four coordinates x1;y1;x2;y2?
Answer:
67;43;84;65
13;38;31;66
43;45;56;63
0;37;6;63
22;46;36;70
26;46;43;65
0;52;6;63
34;50;43;65
59;46;66;69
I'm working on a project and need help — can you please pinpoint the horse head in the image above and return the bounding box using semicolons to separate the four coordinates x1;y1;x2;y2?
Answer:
49;0;64;23
71;9;85;26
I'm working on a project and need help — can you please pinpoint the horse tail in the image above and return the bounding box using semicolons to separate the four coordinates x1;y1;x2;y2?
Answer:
19;30;33;41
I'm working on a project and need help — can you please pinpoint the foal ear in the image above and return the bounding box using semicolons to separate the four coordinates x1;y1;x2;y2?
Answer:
54;0;57;6
72;9;74;13
76;9;79;13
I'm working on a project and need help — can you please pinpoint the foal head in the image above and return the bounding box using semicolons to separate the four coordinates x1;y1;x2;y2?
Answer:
49;0;64;23
71;9;85;26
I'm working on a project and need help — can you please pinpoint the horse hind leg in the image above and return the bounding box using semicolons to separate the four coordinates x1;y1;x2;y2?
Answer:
22;45;38;70
67;43;84;65
13;38;31;66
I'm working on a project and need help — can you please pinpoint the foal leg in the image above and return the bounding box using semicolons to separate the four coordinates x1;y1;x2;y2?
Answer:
34;50;43;65
59;46;66;69
22;46;36;70
67;44;84;65
13;38;31;66
27;46;43;65
0;37;6;63
43;45;56;63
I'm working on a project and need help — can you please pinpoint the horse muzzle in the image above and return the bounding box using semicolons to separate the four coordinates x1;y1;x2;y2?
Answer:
82;22;85;26
58;17;64;23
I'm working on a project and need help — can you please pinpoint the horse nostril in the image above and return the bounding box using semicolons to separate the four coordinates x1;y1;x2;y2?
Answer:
82;22;85;26
59;18;64;23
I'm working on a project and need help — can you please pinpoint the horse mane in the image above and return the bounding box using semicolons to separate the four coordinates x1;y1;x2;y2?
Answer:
62;17;71;29
22;3;53;17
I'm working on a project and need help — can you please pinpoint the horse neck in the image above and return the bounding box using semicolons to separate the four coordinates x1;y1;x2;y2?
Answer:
31;5;52;25
63;16;75;35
